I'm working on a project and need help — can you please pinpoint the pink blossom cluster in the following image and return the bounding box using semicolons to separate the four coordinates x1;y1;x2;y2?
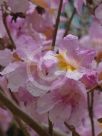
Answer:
0;0;101;136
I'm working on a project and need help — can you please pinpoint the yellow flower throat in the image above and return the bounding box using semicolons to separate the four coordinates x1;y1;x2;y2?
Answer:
55;51;76;72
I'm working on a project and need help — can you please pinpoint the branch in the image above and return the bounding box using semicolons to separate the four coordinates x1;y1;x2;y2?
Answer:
52;0;63;49
0;87;68;136
88;83;102;93
64;122;80;136
1;5;16;50
15;117;31;136
0;87;50;136
43;124;67;136
87;91;95;136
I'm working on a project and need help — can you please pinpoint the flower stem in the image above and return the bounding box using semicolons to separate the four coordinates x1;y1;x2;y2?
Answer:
43;124;67;136
64;122;80;136
1;5;16;50
87;91;95;136
52;0;63;49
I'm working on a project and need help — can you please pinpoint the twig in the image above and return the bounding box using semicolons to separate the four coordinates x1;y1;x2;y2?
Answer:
1;5;16;50
48;114;54;136
15;117;31;136
63;8;76;37
87;91;95;136
88;83;102;93
52;0;63;49
64;122;80;136
43;124;67;136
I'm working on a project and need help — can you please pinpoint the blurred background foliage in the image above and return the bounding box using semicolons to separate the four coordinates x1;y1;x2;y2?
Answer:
61;0;92;37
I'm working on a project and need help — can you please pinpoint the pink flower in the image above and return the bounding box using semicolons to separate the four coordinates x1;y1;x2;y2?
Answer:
26;9;53;34
37;79;87;126
1;62;28;92
80;70;98;89
15;87;35;105
41;35;95;84
78;119;101;136
59;35;95;68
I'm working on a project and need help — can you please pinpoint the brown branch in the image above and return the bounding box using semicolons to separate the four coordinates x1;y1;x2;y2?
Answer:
52;0;63;49
3;88;31;136
0;87;68;136
1;5;16;50
64;122;80;136
15;117;31;136
48;114;54;136
43;124;67;136
0;87;50;136
88;83;102;93
87;91;95;136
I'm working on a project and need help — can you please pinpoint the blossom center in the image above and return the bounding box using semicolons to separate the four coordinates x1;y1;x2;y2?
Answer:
55;51;76;72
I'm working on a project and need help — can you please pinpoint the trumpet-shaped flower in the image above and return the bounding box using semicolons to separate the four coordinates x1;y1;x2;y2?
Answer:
37;79;87;126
